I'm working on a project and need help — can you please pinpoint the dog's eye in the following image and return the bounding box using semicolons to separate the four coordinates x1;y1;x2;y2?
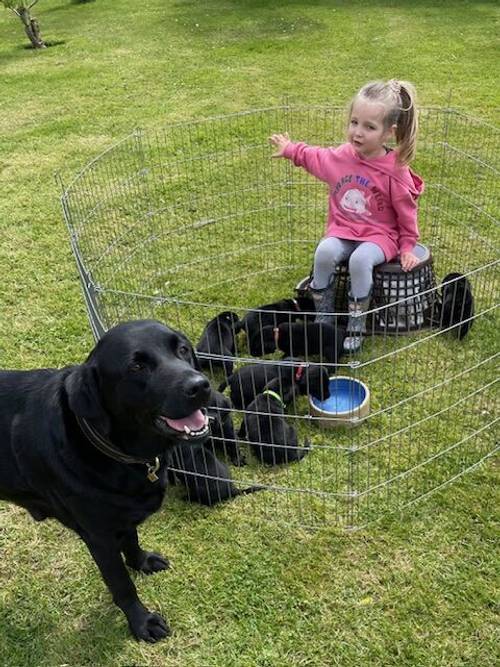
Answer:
129;362;146;373
178;345;190;358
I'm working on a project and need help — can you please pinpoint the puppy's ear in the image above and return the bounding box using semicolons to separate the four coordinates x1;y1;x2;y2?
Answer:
228;312;242;332
64;364;111;434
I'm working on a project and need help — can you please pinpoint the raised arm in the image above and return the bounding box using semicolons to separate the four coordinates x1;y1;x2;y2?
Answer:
269;133;334;183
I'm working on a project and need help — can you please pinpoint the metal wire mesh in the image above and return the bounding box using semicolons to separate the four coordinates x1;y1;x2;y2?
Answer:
60;106;499;529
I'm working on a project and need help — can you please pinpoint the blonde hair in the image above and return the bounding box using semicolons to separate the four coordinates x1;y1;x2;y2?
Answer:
348;79;419;165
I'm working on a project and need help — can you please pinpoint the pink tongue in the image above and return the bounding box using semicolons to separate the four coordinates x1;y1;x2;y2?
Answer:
165;409;206;432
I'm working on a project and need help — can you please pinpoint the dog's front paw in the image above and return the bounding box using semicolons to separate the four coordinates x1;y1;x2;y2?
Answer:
127;550;170;574
129;610;171;643
139;551;170;575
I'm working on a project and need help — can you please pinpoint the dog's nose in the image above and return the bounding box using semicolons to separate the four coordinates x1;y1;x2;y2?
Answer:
185;375;211;400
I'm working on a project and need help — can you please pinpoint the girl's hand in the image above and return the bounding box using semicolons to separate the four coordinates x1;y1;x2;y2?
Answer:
400;251;420;272
269;132;291;158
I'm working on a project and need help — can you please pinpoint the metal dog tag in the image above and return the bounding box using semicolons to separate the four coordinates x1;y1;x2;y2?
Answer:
146;457;160;483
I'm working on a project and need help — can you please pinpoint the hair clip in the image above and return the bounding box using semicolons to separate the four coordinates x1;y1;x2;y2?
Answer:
388;79;401;96
389;79;413;112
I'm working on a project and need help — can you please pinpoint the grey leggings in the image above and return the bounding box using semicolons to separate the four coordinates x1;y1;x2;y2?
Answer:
311;237;386;299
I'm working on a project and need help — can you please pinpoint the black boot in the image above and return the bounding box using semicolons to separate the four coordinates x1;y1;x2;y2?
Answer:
311;276;336;326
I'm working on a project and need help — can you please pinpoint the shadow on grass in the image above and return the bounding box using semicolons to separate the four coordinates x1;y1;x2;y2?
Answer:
175;0;499;6
0;596;130;667
166;0;499;40
43;0;96;13
21;40;66;50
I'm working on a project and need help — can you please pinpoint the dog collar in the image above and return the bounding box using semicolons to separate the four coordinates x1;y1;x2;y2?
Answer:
262;389;286;409
295;365;305;382
76;416;161;483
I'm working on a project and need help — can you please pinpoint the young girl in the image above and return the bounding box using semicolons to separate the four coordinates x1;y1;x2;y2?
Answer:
270;79;425;352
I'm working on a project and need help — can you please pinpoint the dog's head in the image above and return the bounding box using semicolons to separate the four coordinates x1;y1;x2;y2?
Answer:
212;311;241;330
275;322;293;351
294;295;315;314
270;298;296;312
65;320;211;446
298;365;330;401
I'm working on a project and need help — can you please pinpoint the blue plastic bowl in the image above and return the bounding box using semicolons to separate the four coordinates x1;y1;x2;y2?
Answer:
310;376;370;427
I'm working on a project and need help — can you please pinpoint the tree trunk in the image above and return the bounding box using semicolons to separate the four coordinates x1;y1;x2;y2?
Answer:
19;6;46;49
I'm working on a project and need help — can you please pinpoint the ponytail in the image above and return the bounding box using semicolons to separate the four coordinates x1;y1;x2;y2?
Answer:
393;80;418;165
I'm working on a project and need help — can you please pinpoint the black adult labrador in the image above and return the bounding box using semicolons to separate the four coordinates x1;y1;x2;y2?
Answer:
0;319;211;643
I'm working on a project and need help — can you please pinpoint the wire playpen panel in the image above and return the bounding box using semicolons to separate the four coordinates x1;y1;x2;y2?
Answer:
60;106;499;529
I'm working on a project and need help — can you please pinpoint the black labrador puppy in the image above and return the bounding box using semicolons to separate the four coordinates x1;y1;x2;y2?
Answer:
0;319;211;643
238;378;310;465
239;296;315;341
440;272;475;339
249;321;346;366
218;358;330;409
197;311;241;376
168;443;262;506
207;388;245;465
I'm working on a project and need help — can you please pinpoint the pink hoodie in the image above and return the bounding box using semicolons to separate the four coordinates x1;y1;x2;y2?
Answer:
282;142;424;261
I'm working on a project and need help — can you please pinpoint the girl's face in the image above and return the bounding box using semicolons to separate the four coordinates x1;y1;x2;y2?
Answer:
348;99;395;160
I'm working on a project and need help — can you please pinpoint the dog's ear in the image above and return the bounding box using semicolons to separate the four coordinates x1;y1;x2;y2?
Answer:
64;364;111;434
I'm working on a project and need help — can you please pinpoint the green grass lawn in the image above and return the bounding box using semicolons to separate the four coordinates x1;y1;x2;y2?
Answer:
1;1;499;665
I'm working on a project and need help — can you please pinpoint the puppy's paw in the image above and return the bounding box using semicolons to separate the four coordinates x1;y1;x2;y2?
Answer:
231;453;247;467
130;610;171;643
